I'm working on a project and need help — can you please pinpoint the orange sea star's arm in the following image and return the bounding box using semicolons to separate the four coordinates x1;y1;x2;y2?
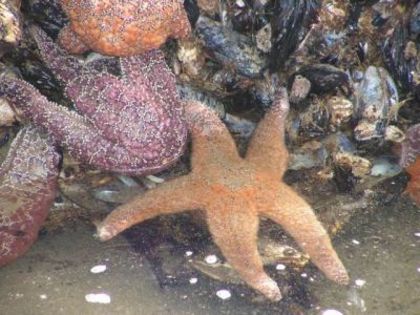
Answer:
97;176;205;241
246;87;290;178
185;101;241;170
206;197;282;301
261;185;349;285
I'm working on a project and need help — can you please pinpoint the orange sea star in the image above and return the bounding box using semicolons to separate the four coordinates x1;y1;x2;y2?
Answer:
58;0;191;56
97;88;349;301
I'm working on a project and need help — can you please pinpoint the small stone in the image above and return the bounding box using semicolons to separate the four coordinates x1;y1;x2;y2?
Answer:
85;293;111;304
204;254;218;264
185;251;193;257
301;273;308;278
189;277;198;284
352;239;360;245
417;267;420;273
39;294;47;300
90;265;107;274
216;289;231;300
355;279;366;287
321;309;344;315
275;264;286;271
414;232;420;237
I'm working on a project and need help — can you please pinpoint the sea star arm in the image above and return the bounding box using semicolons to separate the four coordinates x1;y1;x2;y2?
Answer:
0;78;176;174
30;26;84;85
57;24;90;54
120;50;183;118
120;50;176;92
97;176;205;241
0;126;59;267
185;101;241;170
261;186;349;285
206;197;282;301
246;87;290;177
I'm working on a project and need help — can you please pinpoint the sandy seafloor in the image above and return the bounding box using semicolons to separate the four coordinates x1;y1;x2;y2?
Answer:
0;202;418;315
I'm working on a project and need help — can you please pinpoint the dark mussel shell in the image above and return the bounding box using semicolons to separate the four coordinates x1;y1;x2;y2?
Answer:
269;0;320;71
292;63;351;95
195;15;266;78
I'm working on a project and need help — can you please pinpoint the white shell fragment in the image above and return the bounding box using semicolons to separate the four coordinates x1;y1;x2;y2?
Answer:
146;175;165;184
355;279;366;287
216;289;231;300
189;277;198;284
276;264;286;271
321;309;344;315
85;293;111;304
204;254;218;264
90;264;107;274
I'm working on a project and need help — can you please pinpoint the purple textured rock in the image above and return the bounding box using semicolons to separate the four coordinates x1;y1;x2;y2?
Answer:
0;26;187;175
0;126;59;267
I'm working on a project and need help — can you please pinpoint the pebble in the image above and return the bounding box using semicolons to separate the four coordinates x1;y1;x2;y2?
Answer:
90;265;107;274
352;239;360;245
355;279;366;287
414;232;420;237
85;293;111;304
417;267;420;273
321;309;344;315
39;294;47;300
204;254;218;264
216;289;231;300
301;273;308;278
185;251;193;257
276;264;286;271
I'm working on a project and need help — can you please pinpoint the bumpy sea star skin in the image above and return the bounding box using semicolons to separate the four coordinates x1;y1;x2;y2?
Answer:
0;26;187;175
398;124;420;205
399;123;420;168
97;88;349;301
404;157;420;206
0;125;60;267
58;0;191;56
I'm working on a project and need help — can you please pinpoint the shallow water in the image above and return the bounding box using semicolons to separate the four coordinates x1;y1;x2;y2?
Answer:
0;202;418;315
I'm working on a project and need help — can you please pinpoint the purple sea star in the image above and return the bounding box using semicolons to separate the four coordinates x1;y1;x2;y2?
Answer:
0;26;187;175
0;126;59;267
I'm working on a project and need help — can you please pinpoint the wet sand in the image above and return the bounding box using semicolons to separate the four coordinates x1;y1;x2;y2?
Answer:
0;203;418;315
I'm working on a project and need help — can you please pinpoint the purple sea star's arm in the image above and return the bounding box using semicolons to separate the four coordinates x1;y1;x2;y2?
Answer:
400;123;420;167
27;26;187;172
0;126;60;267
0;78;183;175
30;26;84;85
120;50;178;100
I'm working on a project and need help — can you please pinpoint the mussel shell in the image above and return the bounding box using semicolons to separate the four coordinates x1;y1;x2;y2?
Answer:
25;0;67;38
410;2;420;36
292;64;351;95
195;15;266;78
269;0;320;71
